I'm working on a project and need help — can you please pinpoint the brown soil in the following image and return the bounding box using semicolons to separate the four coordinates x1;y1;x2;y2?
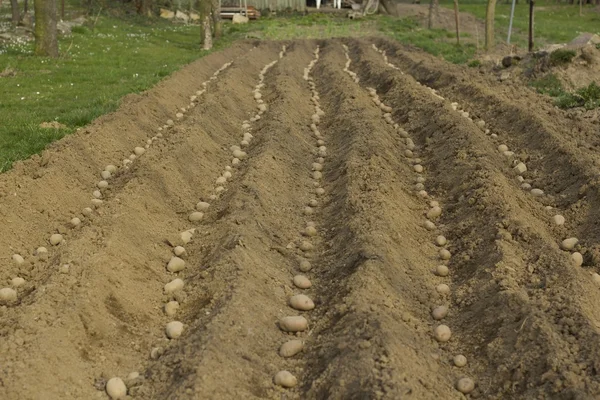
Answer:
2;37;600;400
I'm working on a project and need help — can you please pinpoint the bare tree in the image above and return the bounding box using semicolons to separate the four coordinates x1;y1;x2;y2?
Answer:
34;0;59;57
485;0;497;50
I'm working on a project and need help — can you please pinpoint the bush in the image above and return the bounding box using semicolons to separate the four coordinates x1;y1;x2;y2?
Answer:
549;49;576;66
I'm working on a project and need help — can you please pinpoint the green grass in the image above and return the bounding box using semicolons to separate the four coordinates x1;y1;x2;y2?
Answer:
549;48;576;65
378;16;476;64
0;17;231;172
530;73;564;97
441;0;600;49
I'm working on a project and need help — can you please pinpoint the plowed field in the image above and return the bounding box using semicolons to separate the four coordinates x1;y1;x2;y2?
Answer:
2;38;600;399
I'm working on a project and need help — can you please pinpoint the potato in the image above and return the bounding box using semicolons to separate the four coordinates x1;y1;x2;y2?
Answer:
50;233;63;246
164;278;184;294
134;147;145;156
223;171;232;179
279;340;304;358
101;170;111;179
514;162;527;174
289;294;315;311
299;260;312;272
196;202;210;211
12;254;24;265
432;305;448;320
435;235;447;246
166;321;184;339
181;230;194;244
313;171;323;180
300;241;314;252
93;190;102;199
572;252;583;266
106;377;127;399
105;165;117;173
164;301;179;316
91;198;103;208
439;249;451;260
315;188;325;196
293;275;312;289
405;149;413;158
521;183;532;190
531;188;544;197
167;257;185;272
456;377;475;394
254;92;262;100
553;215;565;225
415;183;425;191
274;370;297;388
312;163;323;171
216;176;227;185
189;212;204;222
427;206;442;219
173;246;186;257
436;283;450;294
279;316;308;332
128;154;136;161
232;158;240;166
418;190;428;198
0;288;17;302
453;354;467;367
82;207;93;217
11;277;25;287
304;206;314;215
413;164;424;173
435;265;449;277
308;199;318;207
35;247;48;260
258;104;267;112
70;217;81;227
561;237;578;251
497;144;508;152
424;220;436;231
304;226;317;237
433;324;451;342
232;149;247;159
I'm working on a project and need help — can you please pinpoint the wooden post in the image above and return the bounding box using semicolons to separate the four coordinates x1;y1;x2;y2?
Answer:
453;0;460;45
61;0;64;19
528;0;534;52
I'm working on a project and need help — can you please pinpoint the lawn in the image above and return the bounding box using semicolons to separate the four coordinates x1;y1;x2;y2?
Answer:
441;0;600;49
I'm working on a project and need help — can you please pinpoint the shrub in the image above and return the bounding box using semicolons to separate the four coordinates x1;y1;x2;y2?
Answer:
549;49;576;66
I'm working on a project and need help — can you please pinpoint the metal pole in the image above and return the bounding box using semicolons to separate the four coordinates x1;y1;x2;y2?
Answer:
528;0;534;52
507;0;516;44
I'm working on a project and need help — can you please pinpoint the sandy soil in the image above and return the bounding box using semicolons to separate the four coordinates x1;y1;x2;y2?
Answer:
1;37;600;399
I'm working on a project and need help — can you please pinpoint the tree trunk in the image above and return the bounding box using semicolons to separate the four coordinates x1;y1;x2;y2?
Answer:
379;0;395;15
211;0;221;38
24;0;28;14
428;0;439;29
202;16;212;50
11;0;20;27
34;0;59;57
485;0;497;50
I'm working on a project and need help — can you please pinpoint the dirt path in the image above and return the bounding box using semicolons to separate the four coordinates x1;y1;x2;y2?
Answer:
1;38;600;399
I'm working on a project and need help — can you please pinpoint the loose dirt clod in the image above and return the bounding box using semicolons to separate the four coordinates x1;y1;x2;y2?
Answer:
279;340;304;358
289;294;315;311
274;370;297;388
279;316;308;332
293;275;311;289
434;325;452;342
166;321;184;339
106;377;127;399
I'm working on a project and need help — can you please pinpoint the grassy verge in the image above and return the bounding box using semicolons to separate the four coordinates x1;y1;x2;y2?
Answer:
441;0;600;49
